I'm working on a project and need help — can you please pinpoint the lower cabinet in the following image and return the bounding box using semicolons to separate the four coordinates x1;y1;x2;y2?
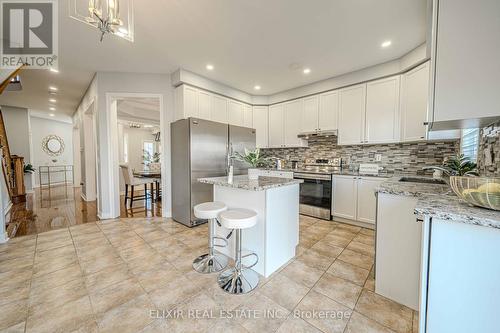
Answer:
332;175;385;225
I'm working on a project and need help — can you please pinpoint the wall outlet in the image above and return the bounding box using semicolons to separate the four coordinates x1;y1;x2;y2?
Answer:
375;154;382;162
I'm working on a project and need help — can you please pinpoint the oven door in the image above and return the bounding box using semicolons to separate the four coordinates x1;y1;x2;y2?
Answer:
294;173;332;220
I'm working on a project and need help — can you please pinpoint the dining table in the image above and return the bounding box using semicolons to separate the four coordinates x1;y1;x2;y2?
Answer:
133;170;161;201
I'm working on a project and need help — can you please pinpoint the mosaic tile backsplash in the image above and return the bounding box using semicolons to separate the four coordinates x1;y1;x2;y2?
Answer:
262;136;460;175
477;121;500;177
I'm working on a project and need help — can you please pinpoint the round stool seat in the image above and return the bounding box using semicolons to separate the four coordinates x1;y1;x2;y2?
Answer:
194;202;227;219
219;209;257;230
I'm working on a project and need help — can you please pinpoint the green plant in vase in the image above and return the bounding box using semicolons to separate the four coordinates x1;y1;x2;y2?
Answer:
232;148;270;168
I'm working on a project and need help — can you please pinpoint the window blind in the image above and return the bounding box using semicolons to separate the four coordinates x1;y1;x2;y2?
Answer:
460;128;480;162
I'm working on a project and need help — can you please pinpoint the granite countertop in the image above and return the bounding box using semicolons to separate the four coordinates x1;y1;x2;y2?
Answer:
376;176;500;229
414;194;500;229
198;175;303;191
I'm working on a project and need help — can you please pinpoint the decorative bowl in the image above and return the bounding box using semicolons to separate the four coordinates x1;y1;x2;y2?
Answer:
449;176;500;211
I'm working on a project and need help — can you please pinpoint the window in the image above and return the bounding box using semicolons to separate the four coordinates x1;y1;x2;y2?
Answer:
460;128;480;162
143;140;155;164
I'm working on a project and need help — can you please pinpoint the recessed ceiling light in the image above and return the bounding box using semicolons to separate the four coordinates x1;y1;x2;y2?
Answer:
206;64;214;71
49;113;55;117
49;98;57;103
49;107;56;111
143;125;153;128
49;86;58;91
254;85;261;91
381;40;392;48
303;68;311;74
49;68;59;73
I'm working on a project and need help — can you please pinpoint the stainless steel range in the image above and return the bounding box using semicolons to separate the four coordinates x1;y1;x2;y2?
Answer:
293;158;341;220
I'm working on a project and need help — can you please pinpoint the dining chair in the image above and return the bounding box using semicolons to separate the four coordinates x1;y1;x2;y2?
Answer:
119;164;155;208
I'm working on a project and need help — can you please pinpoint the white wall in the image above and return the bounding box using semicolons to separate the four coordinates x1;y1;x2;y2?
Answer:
75;72;173;219
1;105;32;191
30;116;74;187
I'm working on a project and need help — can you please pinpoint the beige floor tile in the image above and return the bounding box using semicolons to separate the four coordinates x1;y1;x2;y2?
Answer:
126;254;171;275
33;253;78;277
146;237;183;252
412;311;419;333
347;241;375;257
345;311;396;333
35;237;73;252
210;318;250;333
337;249;374;270
30;263;83;291
75;244;116;262
0;269;32;291
85;263;134;293
236;292;290;333
322;233;353;247
360;228;375;236
35;244;76;262
296;250;334;271
135;264;182;292
355;290;413;333
0;280;30;307
336;224;362;233
80;253;124;275
280;259;324;288
328;228;358;240
205;282;248;312
328;259;370;286
69;223;101;236
276;317;322;333
136;320;168;333
310;241;344;259
184;270;220;290
0;256;34;274
259;273;310;311
0;299;28;331
148;275;200;310
0;321;25;333
296;290;351;333
26;296;93;333
0;247;35;262
116;243;157;262
90;277;145;314
96;294;155;333
28;278;87;316
164;292;220;333
364;277;375;292
353;233;375;246
314;273;362;309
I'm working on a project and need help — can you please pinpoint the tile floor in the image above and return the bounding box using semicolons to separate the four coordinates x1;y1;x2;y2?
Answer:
0;215;418;333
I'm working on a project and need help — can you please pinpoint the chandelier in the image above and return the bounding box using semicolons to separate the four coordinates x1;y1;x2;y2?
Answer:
70;0;134;42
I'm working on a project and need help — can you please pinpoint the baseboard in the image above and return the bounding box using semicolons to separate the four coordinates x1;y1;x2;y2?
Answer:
331;216;375;230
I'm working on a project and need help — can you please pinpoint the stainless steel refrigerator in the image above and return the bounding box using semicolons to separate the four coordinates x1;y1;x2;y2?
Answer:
171;118;256;227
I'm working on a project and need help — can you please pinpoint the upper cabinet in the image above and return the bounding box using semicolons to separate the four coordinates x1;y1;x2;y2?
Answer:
318;91;339;131
228;100;244;126
431;0;500;129
284;99;306;147
243;104;253;128
365;76;401;144
338;84;366;145
300;96;319;133
211;95;228;124
197;90;212;120
401;62;430;142
252;106;268;148
268;104;284;148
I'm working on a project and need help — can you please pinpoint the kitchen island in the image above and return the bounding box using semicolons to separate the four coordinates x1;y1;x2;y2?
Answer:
198;175;303;278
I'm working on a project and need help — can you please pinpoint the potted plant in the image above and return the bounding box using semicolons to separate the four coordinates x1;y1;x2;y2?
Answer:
232;148;269;179
24;163;36;174
424;154;479;177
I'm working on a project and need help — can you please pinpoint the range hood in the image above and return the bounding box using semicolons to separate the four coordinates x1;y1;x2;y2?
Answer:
297;129;338;139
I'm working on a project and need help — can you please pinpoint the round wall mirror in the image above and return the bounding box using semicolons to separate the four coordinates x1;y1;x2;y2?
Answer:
42;135;65;156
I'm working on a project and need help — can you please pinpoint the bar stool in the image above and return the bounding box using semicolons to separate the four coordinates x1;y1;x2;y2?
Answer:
192;202;229;274
217;208;259;294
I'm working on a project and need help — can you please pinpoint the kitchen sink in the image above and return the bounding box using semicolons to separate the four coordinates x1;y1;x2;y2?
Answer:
398;177;447;185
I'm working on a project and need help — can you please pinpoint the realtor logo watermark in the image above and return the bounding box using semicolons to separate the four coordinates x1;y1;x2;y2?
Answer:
1;0;58;69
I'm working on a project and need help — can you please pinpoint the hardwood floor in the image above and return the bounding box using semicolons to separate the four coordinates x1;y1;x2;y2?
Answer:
8;185;161;238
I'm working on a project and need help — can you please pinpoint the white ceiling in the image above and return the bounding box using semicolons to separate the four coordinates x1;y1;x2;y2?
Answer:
0;0;427;116
117;97;160;126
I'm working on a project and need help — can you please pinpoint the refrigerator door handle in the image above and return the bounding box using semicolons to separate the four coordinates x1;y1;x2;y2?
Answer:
225;143;231;175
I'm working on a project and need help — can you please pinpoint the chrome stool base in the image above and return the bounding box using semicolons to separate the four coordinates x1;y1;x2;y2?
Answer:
192;253;228;274
217;266;259;294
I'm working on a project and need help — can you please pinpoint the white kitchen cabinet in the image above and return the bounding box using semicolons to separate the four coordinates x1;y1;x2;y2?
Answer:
268;104;284;148
365;76;401;144
318;90;339;131
243;104;253;128
197;90;212;120
431;0;500;129
338;84;366;145
284;99;305;147
211;95;228;124
252;106;268;148
400;62;430;142
300;96;320;133
357;177;385;224
184;86;199;118
332;175;358;220
228;100;244;126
